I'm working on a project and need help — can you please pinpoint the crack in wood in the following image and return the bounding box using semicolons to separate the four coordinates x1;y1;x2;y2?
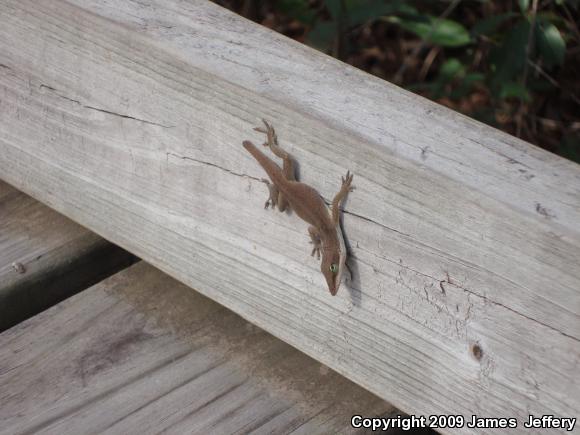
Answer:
39;83;173;128
166;152;259;180
354;236;580;343
83;105;174;129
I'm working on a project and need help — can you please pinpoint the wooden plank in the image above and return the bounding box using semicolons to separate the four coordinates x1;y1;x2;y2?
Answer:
0;180;136;331
0;1;579;432
67;0;580;234
0;262;395;434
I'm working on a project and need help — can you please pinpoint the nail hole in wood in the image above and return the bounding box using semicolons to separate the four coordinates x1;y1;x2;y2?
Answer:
471;343;483;361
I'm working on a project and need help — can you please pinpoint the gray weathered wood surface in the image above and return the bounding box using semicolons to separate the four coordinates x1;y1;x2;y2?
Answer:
0;180;136;331
0;1;579;432
0;262;394;434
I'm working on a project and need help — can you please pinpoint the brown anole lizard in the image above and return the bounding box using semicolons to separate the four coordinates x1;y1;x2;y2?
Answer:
243;120;353;295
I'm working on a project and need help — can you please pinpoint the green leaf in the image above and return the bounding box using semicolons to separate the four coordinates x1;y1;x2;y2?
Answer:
432;61;484;100
535;18;565;68
396;3;419;15
518;0;530;13
537;12;567;28
499;82;531;102
386;15;471;47
346;0;403;27
472;13;516;37
428;58;466;99
451;73;485;99
463;72;485;83
555;0;579;7
490;19;530;92
439;58;464;79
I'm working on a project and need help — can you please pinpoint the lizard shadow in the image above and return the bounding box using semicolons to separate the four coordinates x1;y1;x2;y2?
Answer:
345;255;362;307
278;158;300;218
338;192;363;308
289;157;302;216
293;158;301;182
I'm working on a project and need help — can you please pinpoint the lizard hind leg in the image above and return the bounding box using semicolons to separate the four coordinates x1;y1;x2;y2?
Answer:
254;119;294;212
253;120;293;173
261;178;290;212
308;226;322;260
261;178;279;210
254;119;279;151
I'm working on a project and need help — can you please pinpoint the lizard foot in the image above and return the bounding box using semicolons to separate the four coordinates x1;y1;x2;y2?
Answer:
310;244;321;260
254;119;277;149
308;226;322;260
341;170;355;193
261;178;278;209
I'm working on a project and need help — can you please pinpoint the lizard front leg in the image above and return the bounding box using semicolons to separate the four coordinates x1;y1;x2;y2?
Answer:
331;171;354;224
254;120;295;212
308;226;322;260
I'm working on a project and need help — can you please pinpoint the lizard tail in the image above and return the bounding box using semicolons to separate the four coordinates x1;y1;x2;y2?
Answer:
243;140;286;186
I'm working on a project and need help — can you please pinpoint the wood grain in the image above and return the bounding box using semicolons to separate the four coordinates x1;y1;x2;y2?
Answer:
0;180;136;331
0;262;394;434
0;1;579;432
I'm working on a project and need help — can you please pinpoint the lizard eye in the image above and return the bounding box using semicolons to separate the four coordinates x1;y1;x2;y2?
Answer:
330;263;338;273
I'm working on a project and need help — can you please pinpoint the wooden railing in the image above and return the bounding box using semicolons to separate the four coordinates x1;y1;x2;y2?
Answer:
1;0;579;432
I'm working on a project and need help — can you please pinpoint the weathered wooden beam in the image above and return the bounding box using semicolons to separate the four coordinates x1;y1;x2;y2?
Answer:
0;262;394;434
0;181;136;331
0;0;579;432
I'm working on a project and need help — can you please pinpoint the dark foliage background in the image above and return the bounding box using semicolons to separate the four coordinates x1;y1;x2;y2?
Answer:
213;0;580;164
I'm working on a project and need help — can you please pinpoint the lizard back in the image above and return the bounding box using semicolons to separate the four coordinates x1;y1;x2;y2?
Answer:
243;141;334;231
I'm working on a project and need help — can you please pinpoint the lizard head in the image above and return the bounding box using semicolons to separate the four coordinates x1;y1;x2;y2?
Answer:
321;250;343;296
